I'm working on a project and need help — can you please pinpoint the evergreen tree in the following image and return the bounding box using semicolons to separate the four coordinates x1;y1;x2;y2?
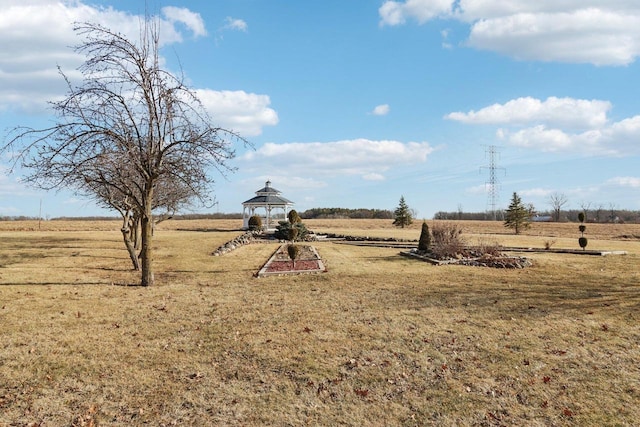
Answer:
504;192;532;235
393;196;413;228
418;221;431;252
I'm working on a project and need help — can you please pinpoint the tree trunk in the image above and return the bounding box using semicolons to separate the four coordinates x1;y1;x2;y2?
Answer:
115;207;140;271
140;213;154;286
133;214;141;250
121;224;140;271
140;187;155;286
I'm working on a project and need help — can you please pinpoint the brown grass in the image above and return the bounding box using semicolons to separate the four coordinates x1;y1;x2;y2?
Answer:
1;219;639;426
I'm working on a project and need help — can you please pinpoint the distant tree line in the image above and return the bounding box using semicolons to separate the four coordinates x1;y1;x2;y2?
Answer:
0;212;244;222
300;207;394;219
434;208;640;223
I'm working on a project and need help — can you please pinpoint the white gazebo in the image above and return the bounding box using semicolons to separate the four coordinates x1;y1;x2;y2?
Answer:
242;180;294;230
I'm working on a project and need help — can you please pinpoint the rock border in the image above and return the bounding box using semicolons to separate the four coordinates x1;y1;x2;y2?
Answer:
212;230;261;256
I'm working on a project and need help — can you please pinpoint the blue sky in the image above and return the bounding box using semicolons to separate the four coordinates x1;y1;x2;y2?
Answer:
1;0;640;219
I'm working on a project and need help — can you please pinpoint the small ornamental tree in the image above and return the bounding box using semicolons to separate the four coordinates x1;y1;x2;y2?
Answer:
287;244;300;269
393;196;413;228
504;192;532;235
288;209;302;224
418;221;431;252
578;212;588;250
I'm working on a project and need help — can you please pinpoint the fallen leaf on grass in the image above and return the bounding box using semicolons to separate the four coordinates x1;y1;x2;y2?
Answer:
354;388;369;397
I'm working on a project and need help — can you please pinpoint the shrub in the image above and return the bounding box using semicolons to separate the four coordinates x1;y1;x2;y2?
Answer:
288;227;299;242
288;210;302;224
418;221;431;252
430;222;465;259
579;237;588;250
578;212;588;250
287;244;300;268
471;239;503;257
274;220;308;241
248;215;262;231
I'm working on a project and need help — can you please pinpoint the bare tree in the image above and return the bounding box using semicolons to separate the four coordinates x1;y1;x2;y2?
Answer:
82;160;195;270
547;192;568;222
2;22;245;286
609;202;618;223
580;201;592;222
594;203;604;223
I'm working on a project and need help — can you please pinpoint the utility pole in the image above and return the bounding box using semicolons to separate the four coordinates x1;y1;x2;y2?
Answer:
480;145;505;220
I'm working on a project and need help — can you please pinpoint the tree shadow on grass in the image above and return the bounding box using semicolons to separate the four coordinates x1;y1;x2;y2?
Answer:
0;281;113;286
175;228;245;233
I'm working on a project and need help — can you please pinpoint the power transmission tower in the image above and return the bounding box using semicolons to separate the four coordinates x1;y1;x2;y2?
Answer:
480;145;505;220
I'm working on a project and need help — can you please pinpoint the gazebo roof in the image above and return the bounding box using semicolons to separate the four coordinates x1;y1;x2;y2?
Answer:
242;180;293;206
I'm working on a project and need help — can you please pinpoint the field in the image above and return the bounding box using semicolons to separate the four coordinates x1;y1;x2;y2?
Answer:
1;219;639;426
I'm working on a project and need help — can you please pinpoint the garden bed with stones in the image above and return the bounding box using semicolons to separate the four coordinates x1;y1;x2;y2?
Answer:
256;244;326;277
401;249;532;269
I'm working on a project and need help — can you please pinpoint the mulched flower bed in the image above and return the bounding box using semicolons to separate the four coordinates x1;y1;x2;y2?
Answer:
257;244;326;277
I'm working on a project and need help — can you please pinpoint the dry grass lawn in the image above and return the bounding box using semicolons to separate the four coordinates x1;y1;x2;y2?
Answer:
1;219;639;426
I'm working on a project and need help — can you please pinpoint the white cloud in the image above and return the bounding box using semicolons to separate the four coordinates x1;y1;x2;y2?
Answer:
447;97;611;129
496;114;640;156
371;104;390;116
449;97;640;156
500;126;574;152
606;176;640;188
196;89;278;137
379;1;640;65
222;17;248;32
242;139;433;180
0;1;208;113
379;0;453;26
162;6;207;38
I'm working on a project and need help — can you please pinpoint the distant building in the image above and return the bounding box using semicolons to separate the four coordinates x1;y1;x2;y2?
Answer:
241;180;294;230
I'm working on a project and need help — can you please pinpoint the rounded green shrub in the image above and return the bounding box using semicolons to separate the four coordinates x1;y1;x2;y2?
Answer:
287;244;300;267
248;215;262;230
578;212;585;223
288;210;301;224
579;237;588;250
